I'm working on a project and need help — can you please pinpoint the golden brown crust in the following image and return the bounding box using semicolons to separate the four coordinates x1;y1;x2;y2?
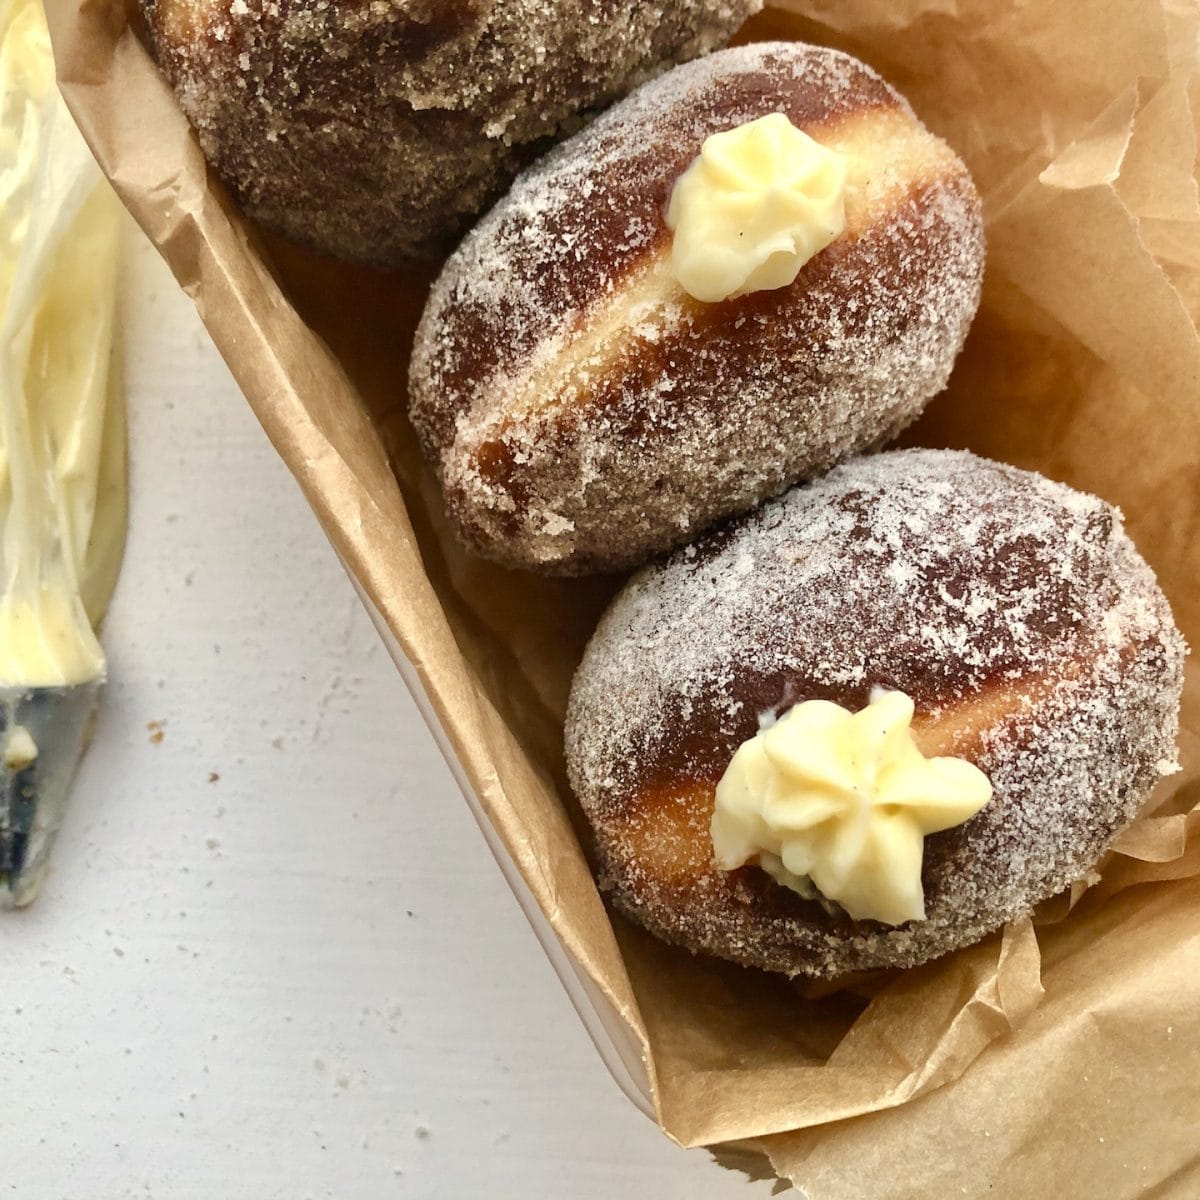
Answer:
565;451;1186;977
410;43;985;573
141;0;760;263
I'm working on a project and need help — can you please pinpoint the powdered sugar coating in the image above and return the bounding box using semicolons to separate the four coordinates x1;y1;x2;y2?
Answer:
410;42;985;573
565;450;1186;977
143;0;759;263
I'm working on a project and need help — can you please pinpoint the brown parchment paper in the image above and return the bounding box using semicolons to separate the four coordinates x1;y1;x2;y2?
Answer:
45;0;1200;1194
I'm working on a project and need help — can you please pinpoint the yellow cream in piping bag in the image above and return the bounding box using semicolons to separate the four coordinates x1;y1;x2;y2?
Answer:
665;112;847;304
0;0;125;906
711;691;992;925
0;0;125;688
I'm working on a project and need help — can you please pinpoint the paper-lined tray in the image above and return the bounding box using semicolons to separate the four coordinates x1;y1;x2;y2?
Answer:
46;0;1200;1194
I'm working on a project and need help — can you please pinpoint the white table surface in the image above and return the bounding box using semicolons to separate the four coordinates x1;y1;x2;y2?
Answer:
0;225;781;1198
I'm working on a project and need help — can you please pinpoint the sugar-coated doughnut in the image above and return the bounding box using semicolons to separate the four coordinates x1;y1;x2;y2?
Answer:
142;0;759;263
565;450;1185;977
410;43;985;575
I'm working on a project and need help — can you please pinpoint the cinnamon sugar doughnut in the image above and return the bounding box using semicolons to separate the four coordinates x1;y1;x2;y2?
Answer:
410;43;985;574
565;450;1185;977
141;0;759;263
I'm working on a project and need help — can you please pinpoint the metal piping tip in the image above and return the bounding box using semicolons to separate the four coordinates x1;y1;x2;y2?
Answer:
0;681;103;908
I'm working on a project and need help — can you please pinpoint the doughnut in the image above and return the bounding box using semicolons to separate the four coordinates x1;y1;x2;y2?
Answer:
409;42;985;575
141;0;759;264
564;449;1185;977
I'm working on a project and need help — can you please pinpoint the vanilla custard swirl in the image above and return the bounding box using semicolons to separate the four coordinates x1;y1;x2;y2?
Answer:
711;691;992;925
665;112;847;303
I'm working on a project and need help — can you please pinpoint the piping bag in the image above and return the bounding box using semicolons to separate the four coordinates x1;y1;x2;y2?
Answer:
0;0;125;905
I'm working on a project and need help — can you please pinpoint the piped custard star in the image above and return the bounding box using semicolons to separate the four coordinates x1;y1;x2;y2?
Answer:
665;111;848;303
711;690;992;925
